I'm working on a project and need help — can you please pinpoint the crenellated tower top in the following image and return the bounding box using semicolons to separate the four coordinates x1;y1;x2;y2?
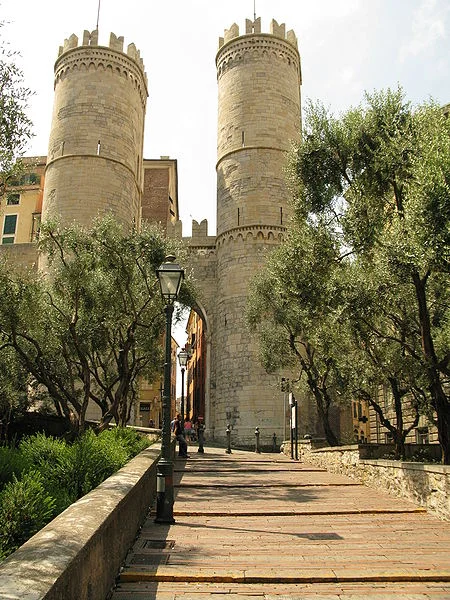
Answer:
218;18;298;49
56;30;147;90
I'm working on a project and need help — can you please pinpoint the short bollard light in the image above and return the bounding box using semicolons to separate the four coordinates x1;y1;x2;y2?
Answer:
225;424;232;454
197;422;205;454
255;426;261;453
272;432;277;453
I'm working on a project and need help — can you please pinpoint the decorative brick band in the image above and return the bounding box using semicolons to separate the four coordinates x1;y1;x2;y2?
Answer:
55;47;148;108
216;224;286;246
216;34;301;79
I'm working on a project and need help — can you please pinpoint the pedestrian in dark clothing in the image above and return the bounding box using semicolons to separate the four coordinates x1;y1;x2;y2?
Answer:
173;414;189;458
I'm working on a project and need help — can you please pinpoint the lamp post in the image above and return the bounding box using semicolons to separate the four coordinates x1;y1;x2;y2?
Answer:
155;255;184;524
178;348;188;426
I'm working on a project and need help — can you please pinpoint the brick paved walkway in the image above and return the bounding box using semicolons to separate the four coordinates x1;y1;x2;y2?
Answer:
110;449;450;599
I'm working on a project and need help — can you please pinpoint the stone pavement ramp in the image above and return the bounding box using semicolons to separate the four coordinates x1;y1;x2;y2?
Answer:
109;449;450;599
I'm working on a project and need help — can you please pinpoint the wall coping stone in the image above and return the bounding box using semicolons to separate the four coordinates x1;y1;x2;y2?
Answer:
311;444;357;453
361;459;449;475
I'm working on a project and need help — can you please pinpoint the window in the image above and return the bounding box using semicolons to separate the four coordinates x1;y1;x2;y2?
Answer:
31;213;41;241
383;384;392;411
416;427;429;445
6;193;20;206
2;214;17;244
8;172;39;186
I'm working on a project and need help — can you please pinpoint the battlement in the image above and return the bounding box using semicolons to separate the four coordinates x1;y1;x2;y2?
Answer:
167;219;217;248
58;30;145;72
219;18;297;49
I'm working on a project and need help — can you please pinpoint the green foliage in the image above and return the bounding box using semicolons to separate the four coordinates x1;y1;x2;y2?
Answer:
285;86;450;461
0;470;55;560
0;215;194;432
251;87;450;458
18;428;150;505
64;429;129;499
0;428;151;562
19;432;68;471
101;426;151;459
247;220;344;446
0;346;30;440
0;446;29;491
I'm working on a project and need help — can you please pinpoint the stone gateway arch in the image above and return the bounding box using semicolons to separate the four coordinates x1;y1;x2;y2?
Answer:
40;17;302;446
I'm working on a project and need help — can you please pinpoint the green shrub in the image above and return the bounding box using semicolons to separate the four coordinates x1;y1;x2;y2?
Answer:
100;427;150;459
0;427;151;562
63;429;128;499
0;470;56;560
19;432;68;472
0;446;29;491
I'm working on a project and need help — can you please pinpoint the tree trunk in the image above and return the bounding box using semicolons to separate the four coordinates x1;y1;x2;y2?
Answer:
412;272;450;464
313;388;340;446
431;379;450;464
389;377;406;460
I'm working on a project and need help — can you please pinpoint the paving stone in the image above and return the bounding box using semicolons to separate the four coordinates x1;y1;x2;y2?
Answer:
109;450;450;599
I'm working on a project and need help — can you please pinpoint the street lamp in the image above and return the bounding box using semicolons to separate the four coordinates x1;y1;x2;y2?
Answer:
155;255;184;524
178;348;189;426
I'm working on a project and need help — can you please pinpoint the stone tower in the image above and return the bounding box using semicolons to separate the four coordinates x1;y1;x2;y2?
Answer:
210;18;302;444
41;30;148;228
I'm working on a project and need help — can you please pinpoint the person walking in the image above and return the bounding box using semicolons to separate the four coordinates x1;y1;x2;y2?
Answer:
173;414;189;458
184;418;193;441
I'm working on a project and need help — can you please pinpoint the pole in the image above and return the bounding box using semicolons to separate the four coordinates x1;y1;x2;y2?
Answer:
226;424;232;454
198;423;205;453
96;0;101;31
180;367;185;427
289;392;294;459
294;399;298;461
155;303;175;524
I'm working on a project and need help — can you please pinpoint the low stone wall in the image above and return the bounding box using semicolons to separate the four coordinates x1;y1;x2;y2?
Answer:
282;440;450;521
0;444;165;600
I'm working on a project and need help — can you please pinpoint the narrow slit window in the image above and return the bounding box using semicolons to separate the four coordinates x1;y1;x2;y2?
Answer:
97;140;101;155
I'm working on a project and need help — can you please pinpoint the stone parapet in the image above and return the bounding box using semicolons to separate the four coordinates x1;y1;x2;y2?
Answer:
0;243;38;269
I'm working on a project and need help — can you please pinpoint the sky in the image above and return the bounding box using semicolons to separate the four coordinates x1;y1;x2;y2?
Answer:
2;0;450;365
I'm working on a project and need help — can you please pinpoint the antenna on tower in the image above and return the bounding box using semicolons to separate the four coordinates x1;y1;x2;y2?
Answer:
96;0;101;31
254;0;256;21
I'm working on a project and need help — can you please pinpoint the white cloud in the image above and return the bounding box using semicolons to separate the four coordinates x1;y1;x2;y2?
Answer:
399;0;448;61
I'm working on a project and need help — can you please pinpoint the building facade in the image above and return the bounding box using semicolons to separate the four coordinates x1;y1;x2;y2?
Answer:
185;309;206;424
